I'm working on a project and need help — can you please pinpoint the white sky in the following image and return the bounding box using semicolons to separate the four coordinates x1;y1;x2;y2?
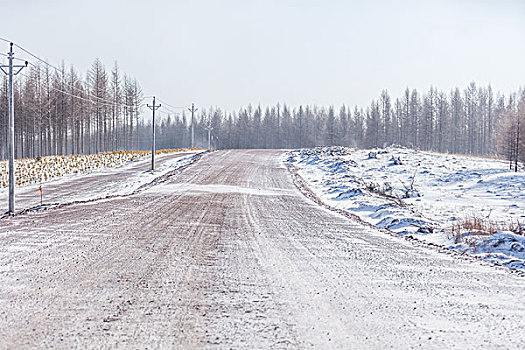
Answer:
2;0;525;113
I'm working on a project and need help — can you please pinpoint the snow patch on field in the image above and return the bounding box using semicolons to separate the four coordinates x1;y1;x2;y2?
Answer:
286;146;525;269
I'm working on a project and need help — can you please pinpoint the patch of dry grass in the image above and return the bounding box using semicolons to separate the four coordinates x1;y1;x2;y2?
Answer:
449;216;524;244
0;148;200;188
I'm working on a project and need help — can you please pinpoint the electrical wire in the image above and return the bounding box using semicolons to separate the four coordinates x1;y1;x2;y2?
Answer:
0;38;198;148
144;96;186;116
1;39;187;118
0;37;64;74
1;38;143;108
156;97;185;110
160;104;185;116
17;70;145;109
0;52;28;62
15;44;63;74
26;62;141;107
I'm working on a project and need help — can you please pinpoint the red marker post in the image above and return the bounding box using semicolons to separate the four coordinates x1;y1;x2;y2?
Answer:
37;185;42;206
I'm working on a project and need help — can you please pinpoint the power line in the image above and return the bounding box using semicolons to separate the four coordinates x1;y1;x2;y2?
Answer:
1;40;185;119
1;38;143;108
0;40;187;127
18;70;143;109
143;97;189;117
0;52;27;62
0;37;64;75
25;62;139;107
158;104;183;115
156;97;185;110
14;43;63;74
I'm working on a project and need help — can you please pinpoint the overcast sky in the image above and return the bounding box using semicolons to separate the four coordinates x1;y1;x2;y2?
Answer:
2;0;525;113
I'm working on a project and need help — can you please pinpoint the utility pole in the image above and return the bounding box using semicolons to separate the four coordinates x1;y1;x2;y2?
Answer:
204;117;213;150
147;96;161;171
188;103;197;148
0;43;27;215
207;126;212;150
515;116;520;172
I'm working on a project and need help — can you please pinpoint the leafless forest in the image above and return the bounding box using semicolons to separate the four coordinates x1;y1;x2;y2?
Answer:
0;59;143;159
1;59;524;168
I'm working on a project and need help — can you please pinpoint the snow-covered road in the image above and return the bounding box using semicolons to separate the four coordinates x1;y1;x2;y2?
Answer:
0;150;524;348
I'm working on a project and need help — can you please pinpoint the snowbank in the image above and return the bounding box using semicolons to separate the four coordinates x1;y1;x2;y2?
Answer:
0;149;204;215
286;146;525;269
0;148;200;188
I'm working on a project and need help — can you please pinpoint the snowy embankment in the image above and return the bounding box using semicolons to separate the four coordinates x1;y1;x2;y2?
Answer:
0;148;198;188
0;148;204;214
286;146;525;269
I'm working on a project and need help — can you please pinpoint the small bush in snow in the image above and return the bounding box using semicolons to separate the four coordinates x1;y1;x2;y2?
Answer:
365;181;394;198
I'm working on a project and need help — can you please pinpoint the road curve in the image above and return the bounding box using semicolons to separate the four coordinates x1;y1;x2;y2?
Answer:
0;150;524;349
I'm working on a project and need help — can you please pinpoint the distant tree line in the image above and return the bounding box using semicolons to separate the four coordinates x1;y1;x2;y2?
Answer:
174;83;523;168
3;68;525;169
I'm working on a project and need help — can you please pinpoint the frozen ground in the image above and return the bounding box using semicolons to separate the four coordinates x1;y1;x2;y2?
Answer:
286;146;525;269
0;149;203;215
1;150;524;348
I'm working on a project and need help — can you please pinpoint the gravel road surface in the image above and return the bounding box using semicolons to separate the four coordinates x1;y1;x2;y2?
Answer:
0;150;524;349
